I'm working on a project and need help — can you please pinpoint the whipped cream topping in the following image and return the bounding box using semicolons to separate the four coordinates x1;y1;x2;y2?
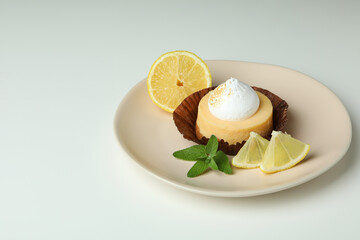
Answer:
208;77;259;121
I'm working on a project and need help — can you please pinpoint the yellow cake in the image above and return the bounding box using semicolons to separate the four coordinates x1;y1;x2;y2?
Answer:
196;81;273;145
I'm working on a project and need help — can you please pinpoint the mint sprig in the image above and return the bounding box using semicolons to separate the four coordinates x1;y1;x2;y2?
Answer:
172;145;207;160
187;161;209;178
173;135;233;177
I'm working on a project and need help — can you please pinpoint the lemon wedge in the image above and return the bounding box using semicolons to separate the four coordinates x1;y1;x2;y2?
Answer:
232;132;269;168
260;131;310;173
147;51;212;113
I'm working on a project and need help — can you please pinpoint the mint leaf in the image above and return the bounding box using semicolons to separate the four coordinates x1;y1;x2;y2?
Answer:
208;157;219;170
205;135;218;156
196;156;208;162
214;151;232;174
173;145;207;161
187;161;209;177
173;135;233;177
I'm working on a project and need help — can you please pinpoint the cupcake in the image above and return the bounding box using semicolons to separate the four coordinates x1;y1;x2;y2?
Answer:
173;78;288;155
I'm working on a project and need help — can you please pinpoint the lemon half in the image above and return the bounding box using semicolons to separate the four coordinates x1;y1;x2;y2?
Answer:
147;51;212;113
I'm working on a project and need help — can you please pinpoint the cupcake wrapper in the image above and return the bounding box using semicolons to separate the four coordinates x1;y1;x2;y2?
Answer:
173;86;288;155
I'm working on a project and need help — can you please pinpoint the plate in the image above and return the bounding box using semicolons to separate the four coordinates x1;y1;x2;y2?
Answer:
114;60;352;197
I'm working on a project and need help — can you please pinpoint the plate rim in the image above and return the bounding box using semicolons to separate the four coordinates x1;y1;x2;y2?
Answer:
114;60;352;197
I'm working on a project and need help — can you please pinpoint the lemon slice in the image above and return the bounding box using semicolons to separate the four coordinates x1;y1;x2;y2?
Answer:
260;131;310;173
147;51;212;113
232;132;269;168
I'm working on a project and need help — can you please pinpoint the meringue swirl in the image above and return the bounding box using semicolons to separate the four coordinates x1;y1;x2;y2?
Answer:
208;77;259;121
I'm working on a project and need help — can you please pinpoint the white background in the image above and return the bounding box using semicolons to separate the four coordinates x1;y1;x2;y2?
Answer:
1;1;359;239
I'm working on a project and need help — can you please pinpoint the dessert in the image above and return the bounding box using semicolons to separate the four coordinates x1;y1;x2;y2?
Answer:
173;81;288;155
196;78;273;145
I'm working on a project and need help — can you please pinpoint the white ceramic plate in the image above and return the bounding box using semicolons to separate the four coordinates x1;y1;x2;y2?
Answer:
114;60;352;197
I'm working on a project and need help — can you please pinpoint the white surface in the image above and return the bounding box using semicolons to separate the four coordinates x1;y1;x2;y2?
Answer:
0;1;359;239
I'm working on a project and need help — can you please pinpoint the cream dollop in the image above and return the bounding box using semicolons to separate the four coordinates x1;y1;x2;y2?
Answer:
208;77;259;121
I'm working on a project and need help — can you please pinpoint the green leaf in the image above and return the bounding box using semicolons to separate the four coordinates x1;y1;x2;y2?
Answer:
214;151;232;174
208;157;219;170
196;156;208;162
173;135;233;178
205;135;218;156
173;145;207;161
187;161;209;178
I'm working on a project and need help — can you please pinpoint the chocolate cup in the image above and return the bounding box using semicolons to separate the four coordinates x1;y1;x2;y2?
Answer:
172;86;288;155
